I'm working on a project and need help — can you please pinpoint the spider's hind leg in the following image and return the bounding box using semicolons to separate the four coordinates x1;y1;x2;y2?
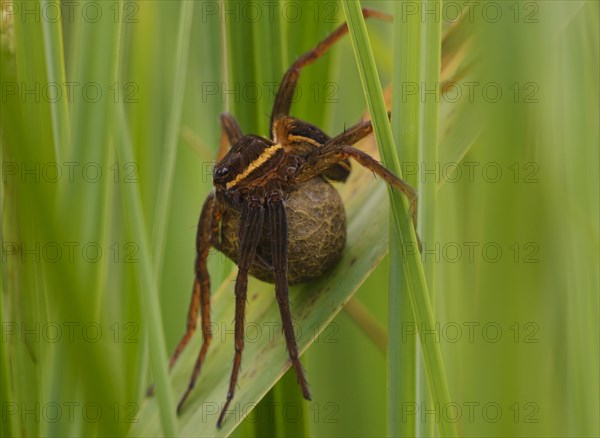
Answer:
296;135;421;247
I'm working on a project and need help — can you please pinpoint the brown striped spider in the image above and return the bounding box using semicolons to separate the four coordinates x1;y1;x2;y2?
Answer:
169;8;417;428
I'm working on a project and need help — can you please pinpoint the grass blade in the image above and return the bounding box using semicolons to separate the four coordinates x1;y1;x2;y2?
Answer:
115;103;178;436
39;0;69;161
151;1;194;280
341;1;456;436
389;1;421;436
417;1;442;436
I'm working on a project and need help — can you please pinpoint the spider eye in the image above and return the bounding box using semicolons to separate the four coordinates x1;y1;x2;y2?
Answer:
214;166;230;182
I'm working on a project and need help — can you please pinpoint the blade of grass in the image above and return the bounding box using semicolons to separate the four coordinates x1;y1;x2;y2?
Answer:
6;3;137;436
65;15;124;434
151;1;194;282
273;368;309;437
344;296;387;354
420;0;441;303
341;1;456;436
0;155;10;437
40;0;70;161
0;304;13;438
58;1;121;324
389;1;421;436
417;2;442;436
224;0;263;135
8;6;64;437
114;103;178;437
251;389;276;438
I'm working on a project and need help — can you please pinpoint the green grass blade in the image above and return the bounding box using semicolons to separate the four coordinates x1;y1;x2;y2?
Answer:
57;0;122;323
274;369;310;437
420;0;441;298
0;309;13;438
418;2;442;436
224;0;263;135
39;0;70;161
389;1;421;436
341;1;456;437
151;1;194;279
340;1;400;174
115;104;178;436
344;296;387;353
3;3;127;437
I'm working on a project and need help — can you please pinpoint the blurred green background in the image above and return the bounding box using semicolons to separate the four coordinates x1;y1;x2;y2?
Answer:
1;1;598;437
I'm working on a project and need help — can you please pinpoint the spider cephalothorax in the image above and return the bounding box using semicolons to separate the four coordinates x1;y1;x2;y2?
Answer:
166;8;418;428
213;120;349;284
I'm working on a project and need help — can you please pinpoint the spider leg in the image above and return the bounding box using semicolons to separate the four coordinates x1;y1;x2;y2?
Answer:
270;8;392;132
146;192;219;398
297;144;419;230
267;192;311;400
217;199;265;428
218;112;244;162
325;113;389;149
173;191;220;412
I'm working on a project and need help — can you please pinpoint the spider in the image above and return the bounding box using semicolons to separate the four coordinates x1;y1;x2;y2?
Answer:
169;8;418;428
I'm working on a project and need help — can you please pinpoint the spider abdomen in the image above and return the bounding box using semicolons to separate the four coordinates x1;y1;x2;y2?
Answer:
219;177;346;284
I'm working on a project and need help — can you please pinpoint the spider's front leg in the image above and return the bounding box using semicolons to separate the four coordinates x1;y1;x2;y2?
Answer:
296;121;419;232
270;8;392;130
267;190;311;400
217;198;264;428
